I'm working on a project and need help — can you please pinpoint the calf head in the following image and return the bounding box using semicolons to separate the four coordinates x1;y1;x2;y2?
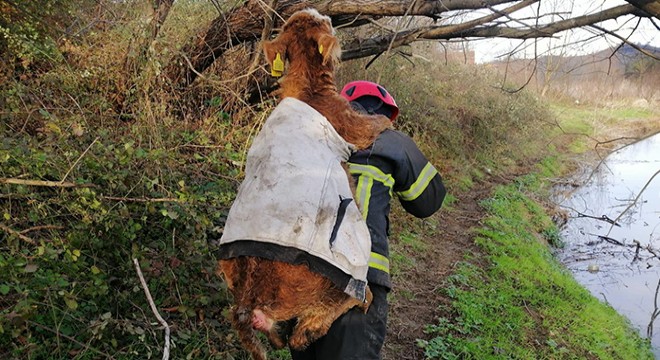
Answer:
263;9;341;81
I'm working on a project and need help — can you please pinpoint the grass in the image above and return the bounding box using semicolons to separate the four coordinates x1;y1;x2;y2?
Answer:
398;231;429;253
418;162;654;359
389;249;417;276
548;102;659;154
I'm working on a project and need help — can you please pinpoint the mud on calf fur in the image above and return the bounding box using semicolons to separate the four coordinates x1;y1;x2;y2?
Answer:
217;8;385;360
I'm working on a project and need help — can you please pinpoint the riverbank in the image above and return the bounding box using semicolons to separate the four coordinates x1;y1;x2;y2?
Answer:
382;102;660;359
557;131;660;357
413;164;653;359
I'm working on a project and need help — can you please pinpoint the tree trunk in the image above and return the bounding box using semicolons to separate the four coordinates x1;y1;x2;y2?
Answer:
117;0;174;117
166;0;312;88
625;0;660;18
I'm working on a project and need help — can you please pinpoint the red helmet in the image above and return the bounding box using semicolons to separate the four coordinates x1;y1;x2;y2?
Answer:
340;80;399;121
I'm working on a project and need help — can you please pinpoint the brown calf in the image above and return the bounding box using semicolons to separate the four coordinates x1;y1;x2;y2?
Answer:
218;8;388;360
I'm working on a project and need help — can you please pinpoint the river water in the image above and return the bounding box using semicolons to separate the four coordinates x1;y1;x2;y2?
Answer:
556;132;660;356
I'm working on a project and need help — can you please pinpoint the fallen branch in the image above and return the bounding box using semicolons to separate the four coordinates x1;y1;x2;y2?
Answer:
61;137;99;183
633;240;642;262
0;178;94;188
0;224;36;244
591;233;626;246
607;169;660;237
101;196;182;203
19;225;65;234
646;245;660;259
133;258;170;360
576;212;621;227
586;233;660;262
648;277;660;339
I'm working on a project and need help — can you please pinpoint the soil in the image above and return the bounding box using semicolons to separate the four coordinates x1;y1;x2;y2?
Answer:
381;172;524;360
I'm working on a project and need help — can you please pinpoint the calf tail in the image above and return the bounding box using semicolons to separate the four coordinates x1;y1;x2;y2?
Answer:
233;306;267;360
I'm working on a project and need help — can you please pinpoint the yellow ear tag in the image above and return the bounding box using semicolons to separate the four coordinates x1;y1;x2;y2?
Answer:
272;53;284;77
319;44;324;54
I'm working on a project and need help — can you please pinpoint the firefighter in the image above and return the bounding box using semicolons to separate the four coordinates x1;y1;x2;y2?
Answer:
290;80;447;359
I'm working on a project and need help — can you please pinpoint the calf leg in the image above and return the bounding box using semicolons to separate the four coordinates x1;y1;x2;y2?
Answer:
252;309;290;349
232;307;267;360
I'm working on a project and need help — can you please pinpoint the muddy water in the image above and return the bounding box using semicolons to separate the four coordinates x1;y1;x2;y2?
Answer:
557;132;660;356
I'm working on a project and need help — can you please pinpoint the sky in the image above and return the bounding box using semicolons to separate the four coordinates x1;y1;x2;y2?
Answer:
466;0;660;63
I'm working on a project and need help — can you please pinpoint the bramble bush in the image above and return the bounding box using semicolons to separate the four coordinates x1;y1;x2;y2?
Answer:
0;123;261;358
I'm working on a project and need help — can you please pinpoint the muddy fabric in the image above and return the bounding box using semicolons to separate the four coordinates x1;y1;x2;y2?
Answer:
218;97;371;301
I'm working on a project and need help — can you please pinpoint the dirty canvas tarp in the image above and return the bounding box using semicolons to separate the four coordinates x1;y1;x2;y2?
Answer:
218;97;371;301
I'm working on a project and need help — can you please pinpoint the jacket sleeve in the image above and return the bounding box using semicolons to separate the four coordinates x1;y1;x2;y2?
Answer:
376;130;446;218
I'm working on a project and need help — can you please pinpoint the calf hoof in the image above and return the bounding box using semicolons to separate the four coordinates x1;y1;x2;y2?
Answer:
288;331;311;351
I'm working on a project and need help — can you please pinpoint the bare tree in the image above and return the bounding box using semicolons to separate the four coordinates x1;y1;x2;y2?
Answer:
117;0;174;115
163;0;657;92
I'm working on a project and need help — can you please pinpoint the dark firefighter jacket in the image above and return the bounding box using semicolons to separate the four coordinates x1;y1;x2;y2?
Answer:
348;129;446;289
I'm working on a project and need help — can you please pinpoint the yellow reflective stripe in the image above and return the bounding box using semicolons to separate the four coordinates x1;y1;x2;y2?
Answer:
355;175;372;218
368;252;390;273
397;162;437;201
350;163;395;218
348;164;395;189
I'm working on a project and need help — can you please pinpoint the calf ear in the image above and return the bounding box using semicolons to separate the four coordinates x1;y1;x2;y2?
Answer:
317;33;340;66
263;37;287;77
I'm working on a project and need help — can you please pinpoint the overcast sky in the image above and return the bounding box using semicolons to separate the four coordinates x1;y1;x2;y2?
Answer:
469;0;659;63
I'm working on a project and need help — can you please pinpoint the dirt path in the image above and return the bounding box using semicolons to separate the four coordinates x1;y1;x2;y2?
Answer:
382;181;497;360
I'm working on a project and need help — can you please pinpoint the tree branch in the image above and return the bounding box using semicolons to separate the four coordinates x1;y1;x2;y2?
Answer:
19;225;65;234
342;0;539;60
0;178;94;188
26;320;113;359
100;196;183;203
133;258;171;360
456;4;638;38
0;224;37;244
165;0;642;89
61;137;98;183
590;24;660;61
165;0;525;85
315;0;519;16
625;0;660;18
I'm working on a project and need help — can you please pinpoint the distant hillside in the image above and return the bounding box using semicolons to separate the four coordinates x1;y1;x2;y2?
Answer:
616;43;660;58
489;43;658;77
611;43;660;76
484;42;660;103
